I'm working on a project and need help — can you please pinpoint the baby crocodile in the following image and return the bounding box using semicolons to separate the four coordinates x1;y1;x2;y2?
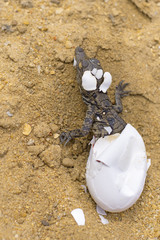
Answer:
60;47;130;145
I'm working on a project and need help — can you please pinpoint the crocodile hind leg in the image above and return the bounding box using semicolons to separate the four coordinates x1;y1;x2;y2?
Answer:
113;80;130;113
60;104;95;145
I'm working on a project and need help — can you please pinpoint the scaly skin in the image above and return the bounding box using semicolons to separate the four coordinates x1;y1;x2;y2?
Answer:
60;47;130;145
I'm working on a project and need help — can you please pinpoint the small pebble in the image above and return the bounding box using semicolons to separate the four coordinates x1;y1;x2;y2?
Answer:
27;145;45;156
44;68;49;74
27;139;35;146
18;26;27;34
65;40;72;49
41;220;50;226
53;133;59;139
50;70;55;75
0;83;5;90
37;65;41;74
51;0;60;4
112;8;120;16
1;24;12;32
4;41;11;46
39;145;61;168
23;123;32;136
154;36;159;43
28;63;35;68
62;158;74;168
56;62;64;70
0;146;8;158
55;8;63;15
23;21;29;25
11;20;18;26
34;122;51;138
49;123;59;133
38;26;48;32
21;0;33;8
6;111;13;117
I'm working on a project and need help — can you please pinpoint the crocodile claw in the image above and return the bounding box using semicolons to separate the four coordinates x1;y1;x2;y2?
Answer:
60;132;72;145
116;80;131;97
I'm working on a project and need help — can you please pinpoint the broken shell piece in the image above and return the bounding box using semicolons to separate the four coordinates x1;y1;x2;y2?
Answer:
71;208;85;226
82;71;97;91
96;205;109;224
81;185;87;193
99;215;109;225
147;158;151;170
95;69;103;79
91;68;97;75
89;136;96;145
104;126;112;134
6;111;13;117
96;204;107;216
99;72;112;93
73;57;77;67
86;124;150;212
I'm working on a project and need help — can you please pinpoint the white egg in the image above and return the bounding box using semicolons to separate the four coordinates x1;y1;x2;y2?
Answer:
86;124;150;212
73;57;77;66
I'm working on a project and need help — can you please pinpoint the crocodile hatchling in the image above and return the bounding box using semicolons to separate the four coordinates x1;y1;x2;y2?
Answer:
60;46;130;145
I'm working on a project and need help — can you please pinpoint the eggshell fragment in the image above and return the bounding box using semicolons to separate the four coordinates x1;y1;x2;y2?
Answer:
91;68;97;75
96;204;107;216
81;185;87;193
71;208;85;226
99;215;109;225
104;126;112;134
82;71;97;91
86;124;149;212
99;72;112;93
95;69;103;79
73;57;77;66
147;158;151;170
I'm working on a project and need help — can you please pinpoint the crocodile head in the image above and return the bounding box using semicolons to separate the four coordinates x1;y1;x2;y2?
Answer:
74;47;104;93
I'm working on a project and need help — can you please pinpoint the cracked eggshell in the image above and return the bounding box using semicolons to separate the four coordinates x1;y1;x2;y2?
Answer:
71;208;85;226
95;69;103;79
91;68;97;75
86;124;149;212
99;72;112;93
104;126;112;134
82;70;97;91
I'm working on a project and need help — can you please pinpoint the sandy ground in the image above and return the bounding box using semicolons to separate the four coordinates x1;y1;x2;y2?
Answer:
0;0;160;239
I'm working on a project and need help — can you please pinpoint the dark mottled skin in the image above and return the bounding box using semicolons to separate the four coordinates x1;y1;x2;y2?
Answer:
60;47;130;145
